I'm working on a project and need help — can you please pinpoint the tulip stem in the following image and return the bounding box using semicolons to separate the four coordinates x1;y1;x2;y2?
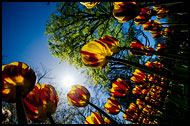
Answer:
118;47;188;63
47;113;56;124
87;101;118;124
106;56;188;85
16;86;28;124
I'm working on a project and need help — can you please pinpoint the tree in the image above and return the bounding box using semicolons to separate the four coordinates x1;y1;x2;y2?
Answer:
45;2;151;87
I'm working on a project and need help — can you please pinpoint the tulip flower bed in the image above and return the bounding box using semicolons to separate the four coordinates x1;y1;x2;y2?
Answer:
2;1;188;124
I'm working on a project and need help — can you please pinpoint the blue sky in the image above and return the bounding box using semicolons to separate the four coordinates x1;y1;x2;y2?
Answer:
2;2;167;124
2;2;57;66
2;2;87;91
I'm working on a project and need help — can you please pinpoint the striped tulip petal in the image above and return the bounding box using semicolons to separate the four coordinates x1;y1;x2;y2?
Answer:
131;69;146;83
85;112;104;124
80;2;100;9
130;41;155;56
67;85;90;107
104;97;121;115
110;78;130;97
145;61;163;69
113;2;140;23
156;43;167;51
163;27;174;38
134;7;151;25
143;20;155;31
23;83;59;123
132;85;142;95
100;35;120;54
81;40;113;69
2;61;36;103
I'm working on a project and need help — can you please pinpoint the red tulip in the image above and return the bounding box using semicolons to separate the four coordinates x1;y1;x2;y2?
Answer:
136;99;145;110
163;27;174;38
143;20;163;39
99;35;120;54
156;43;167;51
110;78;130;97
153;6;169;20
113;2;140;23
104;97;121;115
130;41;154;56
145;61;164;69
2;61;36;103
132;85;142;96
23;83;59;123
85;112;104;124
143;19;155;31
81;40;113;69
131;69;146;83
80;2;100;9
134;7;151;25
67;85;90;107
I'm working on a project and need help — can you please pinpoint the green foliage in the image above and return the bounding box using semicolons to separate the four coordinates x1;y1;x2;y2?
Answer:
45;2;146;87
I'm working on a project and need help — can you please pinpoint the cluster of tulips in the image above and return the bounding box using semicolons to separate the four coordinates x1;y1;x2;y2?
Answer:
123;99;162;124
107;70;165;124
79;31;174;124
65;73;166;124
80;2;174;39
2;2;186;124
67;84;114;124
2;62;59;124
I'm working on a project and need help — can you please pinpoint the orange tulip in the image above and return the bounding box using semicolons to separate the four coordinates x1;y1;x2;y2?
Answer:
99;35;120;54
130;69;146;83
81;40;113;69
134;7;151;25
67;85;90;107
85;112;104;124
80;2;100;9
2;61;36;103
110;78;130;97
104;97;121;115
23;83;59;123
113;2;140;23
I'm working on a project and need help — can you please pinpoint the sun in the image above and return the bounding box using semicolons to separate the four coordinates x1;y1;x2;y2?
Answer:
61;74;75;88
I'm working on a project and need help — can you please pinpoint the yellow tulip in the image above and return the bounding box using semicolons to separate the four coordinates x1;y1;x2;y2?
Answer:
110;78;130;97
81;40;113;69
80;2;100;9
2;61;36;103
113;2;140;23
99;35;120;54
67;85;90;107
104;97;121;115
23;83;59;123
85;112;104;124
